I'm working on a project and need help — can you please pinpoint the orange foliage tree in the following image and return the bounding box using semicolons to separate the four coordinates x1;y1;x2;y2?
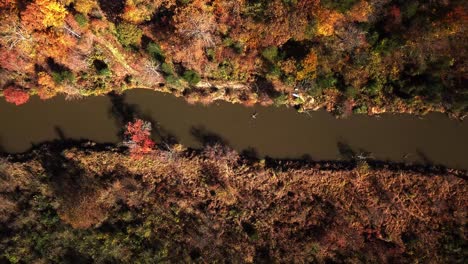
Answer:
296;51;318;81
37;71;59;99
347;0;371;23
21;0;68;31
0;0;15;9
315;8;344;36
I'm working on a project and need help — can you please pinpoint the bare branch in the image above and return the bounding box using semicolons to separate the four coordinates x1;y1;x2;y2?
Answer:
144;60;161;77
63;24;81;39
0;23;33;49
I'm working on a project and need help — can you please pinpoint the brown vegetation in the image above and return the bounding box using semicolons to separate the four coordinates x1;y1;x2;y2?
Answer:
0;144;466;262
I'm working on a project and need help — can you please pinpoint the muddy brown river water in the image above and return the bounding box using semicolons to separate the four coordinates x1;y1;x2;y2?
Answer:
0;89;467;170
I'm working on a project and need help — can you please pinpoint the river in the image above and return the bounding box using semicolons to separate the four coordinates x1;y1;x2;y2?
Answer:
0;89;467;170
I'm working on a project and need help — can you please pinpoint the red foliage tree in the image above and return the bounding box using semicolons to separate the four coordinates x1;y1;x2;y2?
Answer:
3;87;30;105
124;119;155;158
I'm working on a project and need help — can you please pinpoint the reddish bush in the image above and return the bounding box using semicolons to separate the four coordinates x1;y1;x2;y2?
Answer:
3;87;30;105
124;119;155;158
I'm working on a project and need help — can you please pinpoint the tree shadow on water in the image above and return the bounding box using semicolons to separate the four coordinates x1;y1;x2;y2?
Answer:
190;126;230;147
241;147;259;159
298;154;314;163
415;149;434;166
108;92;140;128
337;141;372;161
54;126;67;141
0;136;5;154
337;141;356;160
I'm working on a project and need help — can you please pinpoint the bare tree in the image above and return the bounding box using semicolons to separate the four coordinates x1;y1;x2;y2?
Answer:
175;7;216;47
144;59;161;77
0;23;33;49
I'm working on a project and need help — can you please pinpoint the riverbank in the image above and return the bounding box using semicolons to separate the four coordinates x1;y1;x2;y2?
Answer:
0;141;466;263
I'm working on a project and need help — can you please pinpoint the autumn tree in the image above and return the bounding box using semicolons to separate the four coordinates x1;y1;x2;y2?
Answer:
20;0;68;31
169;2;217;72
0;0;16;9
37;71;59;99
296;51;318;81
74;0;96;15
3;86;30;105
173;3;216;47
121;0;177;24
121;0;162;24
347;0;371;22
0;22;33;50
123;119;155;158
315;8;344;37
0;48;34;73
116;22;142;47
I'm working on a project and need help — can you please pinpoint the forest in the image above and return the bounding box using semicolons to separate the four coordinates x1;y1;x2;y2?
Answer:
1;0;467;263
0;0;467;116
0;143;466;263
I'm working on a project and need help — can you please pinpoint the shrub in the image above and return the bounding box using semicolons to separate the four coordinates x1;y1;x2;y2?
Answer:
146;42;165;62
98;68;111;76
51;70;74;84
243;0;268;21
160;62;175;76
353;104;368;114
206;48;215;61
93;60;111;76
273;93;289;106
261;46;279;63
3;87;30;105
116;22;142;47
321;0;359;13
74;13;88;27
364;79;383;96
402;2;419;20
182;70;201;85
165;75;180;87
316;75;338;89
345;86;358;99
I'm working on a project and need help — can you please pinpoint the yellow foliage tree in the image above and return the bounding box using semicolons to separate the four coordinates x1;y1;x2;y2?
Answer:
122;4;150;24
21;0;68;31
74;0;96;15
121;0;175;24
